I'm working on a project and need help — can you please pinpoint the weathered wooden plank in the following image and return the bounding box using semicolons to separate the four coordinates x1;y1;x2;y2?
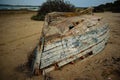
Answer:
42;33;101;58
42;28;109;60
43;25;108;53
42;33;109;74
33;37;45;73
40;28;109;69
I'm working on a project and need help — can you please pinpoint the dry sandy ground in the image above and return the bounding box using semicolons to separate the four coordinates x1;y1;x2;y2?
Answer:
0;11;120;80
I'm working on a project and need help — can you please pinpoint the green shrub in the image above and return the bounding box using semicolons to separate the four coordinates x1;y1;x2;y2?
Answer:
31;14;45;21
31;0;75;21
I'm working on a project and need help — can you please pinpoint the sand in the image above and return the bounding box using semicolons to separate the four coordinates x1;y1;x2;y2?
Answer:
0;11;120;80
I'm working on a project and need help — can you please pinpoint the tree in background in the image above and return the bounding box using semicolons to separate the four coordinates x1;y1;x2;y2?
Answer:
94;0;120;13
112;0;120;12
31;0;75;21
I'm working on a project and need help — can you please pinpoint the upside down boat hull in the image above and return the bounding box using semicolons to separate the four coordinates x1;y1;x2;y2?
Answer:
32;11;110;75
33;24;109;75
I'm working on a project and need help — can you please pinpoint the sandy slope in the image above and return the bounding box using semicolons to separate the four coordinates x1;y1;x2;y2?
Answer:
0;11;120;80
0;11;44;80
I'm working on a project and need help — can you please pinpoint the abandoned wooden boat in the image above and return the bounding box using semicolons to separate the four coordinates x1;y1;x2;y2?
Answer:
32;11;110;75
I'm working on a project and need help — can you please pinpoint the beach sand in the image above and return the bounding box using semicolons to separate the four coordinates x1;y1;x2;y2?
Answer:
0;11;120;80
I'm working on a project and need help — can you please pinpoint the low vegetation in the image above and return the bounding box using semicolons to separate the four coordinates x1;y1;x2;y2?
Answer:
94;0;120;13
31;0;120;21
31;0;75;21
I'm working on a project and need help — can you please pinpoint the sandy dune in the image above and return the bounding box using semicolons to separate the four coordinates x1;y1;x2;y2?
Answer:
0;11;120;80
